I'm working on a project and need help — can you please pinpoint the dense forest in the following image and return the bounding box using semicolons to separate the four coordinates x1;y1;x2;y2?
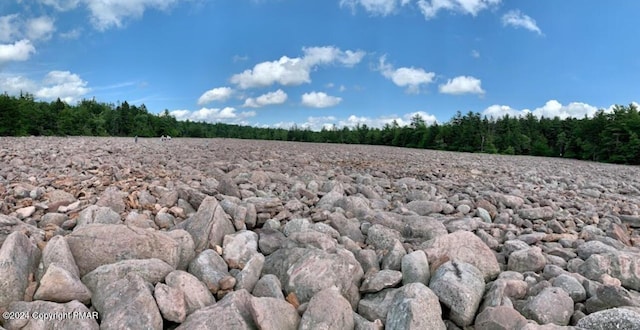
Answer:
1;92;639;165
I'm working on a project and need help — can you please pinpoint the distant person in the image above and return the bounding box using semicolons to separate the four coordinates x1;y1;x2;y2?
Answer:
135;135;138;143
161;135;165;142
167;135;172;141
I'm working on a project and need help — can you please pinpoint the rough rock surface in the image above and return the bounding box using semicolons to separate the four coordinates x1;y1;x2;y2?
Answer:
2;137;640;328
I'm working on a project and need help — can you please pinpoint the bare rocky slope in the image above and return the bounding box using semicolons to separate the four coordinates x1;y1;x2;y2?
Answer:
1;136;640;329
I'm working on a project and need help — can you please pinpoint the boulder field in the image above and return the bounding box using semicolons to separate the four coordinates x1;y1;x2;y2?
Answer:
1;136;640;329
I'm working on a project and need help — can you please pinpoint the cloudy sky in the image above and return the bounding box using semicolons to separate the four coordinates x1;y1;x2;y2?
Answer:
1;1;638;130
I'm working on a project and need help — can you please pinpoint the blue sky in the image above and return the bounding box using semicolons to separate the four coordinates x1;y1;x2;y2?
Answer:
1;1;639;130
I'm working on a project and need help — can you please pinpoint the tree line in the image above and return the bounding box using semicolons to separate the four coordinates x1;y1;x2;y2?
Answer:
1;92;639;165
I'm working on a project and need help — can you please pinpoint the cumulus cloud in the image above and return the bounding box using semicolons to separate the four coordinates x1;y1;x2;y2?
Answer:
0;40;36;64
417;0;501;19
482;100;604;120
301;92;342;108
243;89;288;108
0;15;21;43
170;107;256;124
378;56;435;93
502;10;542;35
230;46;366;89
197;87;233;105
26;16;56;41
40;0;178;31
339;0;411;16
439;76;485;95
0;70;90;103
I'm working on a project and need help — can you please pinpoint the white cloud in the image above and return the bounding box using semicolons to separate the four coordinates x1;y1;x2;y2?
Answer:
340;0;411;16
301;92;342;108
26;16;56;41
417;0;501;19
35;71;90;103
378;56;435;93
243;89;288;108
230;46;365;89
502;10;542;35
170;107;256;124
439;75;485;95
0;40;36;64
471;49;480;58
482;100;605;120
197;86;233;105
0;15;21;43
41;0;178;31
60;28;82;39
0;70;90;103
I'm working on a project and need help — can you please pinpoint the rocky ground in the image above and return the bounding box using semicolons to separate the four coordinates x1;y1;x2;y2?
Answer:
1;136;640;329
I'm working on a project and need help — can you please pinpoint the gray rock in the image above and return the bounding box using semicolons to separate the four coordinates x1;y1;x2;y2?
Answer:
429;260;485;327
386;282;446;330
381;240;406;271
579;252;640;291
263;247;363;306
508;247;547;273
406;200;444;216
354;312;384;330
252;274;285;300
223;230;259;269
76;205;121;228
188;249;229;293
552;274;587;302
576;307;640;330
97;273;163;330
402;215;448;241
82;258;174;296
33;263;92;304
288;231;337;252
96;186;127;213
474;306;528;330
357;288;399;322
67;224;180;276
257;228;287;255
154;212;176;229
518;206;554;220
401;250;430;285
496;194;525;209
0;232;41;310
300;286;354;330
576;240;619;259
329;212;365;243
3;300;99;330
250;297;300;330
39;235;80;280
422;230;500;281
166;270;216;315
522;287;574;326
360;270;403;293
183;196;235;253
155;282;187;323
477;207;492;223
164;229;196;270
176;289;256;330
39;212;69;228
480;278;528;312
0;214;44;246
235;253;265;292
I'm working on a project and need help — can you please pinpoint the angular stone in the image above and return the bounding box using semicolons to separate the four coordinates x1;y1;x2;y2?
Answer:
66;224;180;276
429;260;485;327
385;282;446;330
166;270;216;315
183;196;235;253
508;247;546;273
360;270;402;293
579;252;640;291
188;249;229;293
76;205;121;228
235;253;265;292
475;306;528;330
422;231;500;281
96;186;127;213
82;258;174;295
0;232;41;310
154;282;187;323
300;286;353;330
522;287;574;326
518;206;554;220
223;230;259;269
33;263;92;304
251;296;300;330
357;288;399;322
176;289;255;330
401;250;430;285
40;235;80;279
253;274;285;300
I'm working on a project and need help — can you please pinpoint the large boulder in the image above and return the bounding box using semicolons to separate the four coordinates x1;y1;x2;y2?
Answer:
0;232;41;310
385;283;446;330
421;231;500;281
66;224;180;276
182;196;235;253
579;252;640;291
263;248;363;306
522;287;574;326
176;289;256;330
300;286;354;330
429;260;485;327
576;307;640;330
